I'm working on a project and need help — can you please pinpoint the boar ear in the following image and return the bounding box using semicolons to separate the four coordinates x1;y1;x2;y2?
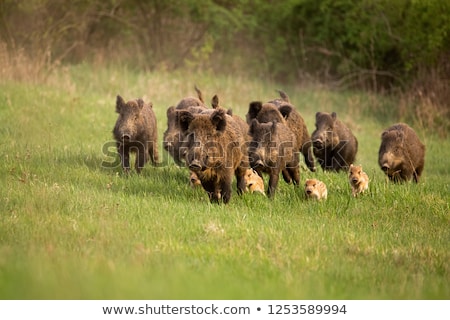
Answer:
116;95;125;113
137;99;145;110
167;106;175;117
211;94;220;109
279;104;293;119
211;109;227;133
226;109;233;116
178;110;194;133
315;112;322;120
331;112;337;120
248;101;263;120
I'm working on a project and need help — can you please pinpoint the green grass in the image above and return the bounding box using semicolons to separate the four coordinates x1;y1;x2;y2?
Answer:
0;65;449;299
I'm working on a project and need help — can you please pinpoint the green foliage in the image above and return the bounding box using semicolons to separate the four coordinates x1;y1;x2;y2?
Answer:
0;66;449;299
2;0;449;85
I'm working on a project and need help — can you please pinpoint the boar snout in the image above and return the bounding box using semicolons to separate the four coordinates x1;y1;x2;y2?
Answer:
189;159;203;171
312;139;323;148
255;159;264;167
381;164;390;172
164;141;172;150
121;133;131;140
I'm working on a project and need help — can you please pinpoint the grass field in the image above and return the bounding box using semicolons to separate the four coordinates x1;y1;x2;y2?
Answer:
0;64;449;299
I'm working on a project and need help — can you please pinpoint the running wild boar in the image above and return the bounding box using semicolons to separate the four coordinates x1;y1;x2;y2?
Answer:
178;108;249;204
248;118;300;198
348;164;369;197
304;179;328;200
378;123;425;183
311;112;358;171
113;95;159;173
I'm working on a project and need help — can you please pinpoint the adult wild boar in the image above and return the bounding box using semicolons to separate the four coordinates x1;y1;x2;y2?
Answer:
378;123;425;183
163;88;206;165
113;95;159;173
178;108;249;204
163;105;205;166
247;98;316;172
311;111;358;171
248;118;300;198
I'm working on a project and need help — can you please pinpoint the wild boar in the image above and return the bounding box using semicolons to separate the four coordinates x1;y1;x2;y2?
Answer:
178;108;249;204
378;123;425;183
348;164;369;197
311;111;358;171
163;88;206;165
304;179;328;200
163;105;205;166
247;96;316;172
244;168;265;195
248;119;300;198
113;95;158;173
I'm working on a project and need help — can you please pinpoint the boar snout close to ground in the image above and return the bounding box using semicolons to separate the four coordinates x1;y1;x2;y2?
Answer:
311;111;358;172
378;123;425;183
178;108;249;204
248;118;300;198
113;95;159;173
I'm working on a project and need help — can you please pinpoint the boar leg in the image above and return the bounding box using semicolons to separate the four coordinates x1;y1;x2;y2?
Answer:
148;141;159;165
135;144;148;174
302;142;316;172
201;179;221;204
287;166;300;186
220;178;233;204
235;166;247;195
267;168;281;198
282;169;292;184
118;144;131;173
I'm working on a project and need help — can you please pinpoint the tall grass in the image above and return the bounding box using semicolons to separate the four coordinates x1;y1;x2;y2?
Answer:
0;64;449;299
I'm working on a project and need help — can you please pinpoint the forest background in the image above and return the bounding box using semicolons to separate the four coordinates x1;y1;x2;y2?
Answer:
1;0;449;133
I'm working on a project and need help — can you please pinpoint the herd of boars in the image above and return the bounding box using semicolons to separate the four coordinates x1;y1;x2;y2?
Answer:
113;88;426;204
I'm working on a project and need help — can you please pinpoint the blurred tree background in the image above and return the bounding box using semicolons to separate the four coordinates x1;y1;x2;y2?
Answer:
0;0;449;101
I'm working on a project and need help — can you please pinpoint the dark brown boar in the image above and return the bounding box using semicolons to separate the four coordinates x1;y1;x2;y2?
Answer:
246;101;285;125
248;119;300;198
247;97;316;172
378;123;425;183
178;108;249;204
311;111;358;172
163;105;205;166
113;95;158;173
163;88;206;165
278;104;316;172
269;90;316;172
